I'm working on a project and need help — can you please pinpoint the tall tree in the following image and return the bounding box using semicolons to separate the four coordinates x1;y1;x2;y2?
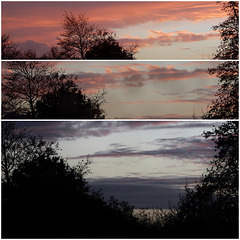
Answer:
58;12;112;59
2;62;74;118
57;12;138;59
203;61;238;119
2;62;54;118
202;121;238;201
213;1;239;59
169;121;239;237
203;2;239;119
1;122;59;187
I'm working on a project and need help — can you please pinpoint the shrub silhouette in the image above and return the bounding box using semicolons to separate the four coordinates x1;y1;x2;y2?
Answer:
35;83;106;119
2;154;148;238
150;121;238;238
86;36;137;59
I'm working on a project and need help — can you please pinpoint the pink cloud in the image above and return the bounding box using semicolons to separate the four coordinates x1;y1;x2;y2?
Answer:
2;2;225;45
75;64;212;93
119;30;220;48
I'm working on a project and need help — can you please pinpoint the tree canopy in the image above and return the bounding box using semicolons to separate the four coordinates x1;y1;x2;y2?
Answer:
1;122;59;187
85;35;138;59
213;1;239;59
203;1;239;119
57;12;137;59
163;121;239;238
203;61;239;119
35;81;106;119
2;62;106;119
2;61;55;118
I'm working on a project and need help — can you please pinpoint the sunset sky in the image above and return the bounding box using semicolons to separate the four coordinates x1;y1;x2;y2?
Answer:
2;60;223;119
54;60;220;119
15;120;222;208
2;1;228;59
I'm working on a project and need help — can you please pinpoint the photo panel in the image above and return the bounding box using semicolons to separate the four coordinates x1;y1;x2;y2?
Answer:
1;120;238;238
2;60;238;119
1;1;238;60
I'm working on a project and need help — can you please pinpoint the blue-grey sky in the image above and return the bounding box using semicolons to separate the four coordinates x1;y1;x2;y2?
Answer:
14;120;223;208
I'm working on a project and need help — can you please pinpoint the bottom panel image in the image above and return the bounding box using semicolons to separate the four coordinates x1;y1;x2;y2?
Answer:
2;120;238;238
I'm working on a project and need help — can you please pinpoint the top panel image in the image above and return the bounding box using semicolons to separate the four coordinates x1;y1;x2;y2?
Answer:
2;1;239;60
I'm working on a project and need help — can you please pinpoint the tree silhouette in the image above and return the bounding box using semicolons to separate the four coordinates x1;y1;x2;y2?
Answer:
41;46;70;59
1;122;59;187
213;1;239;60
2;62;105;119
2;62;56;118
1;33;22;59
57;12;111;59
86;35;138;59
35;81;106;119
202;121;238;203
202;1;239;119
57;11;138;59
203;61;238;119
2;123;148;238
2;34;40;59
163;121;239;238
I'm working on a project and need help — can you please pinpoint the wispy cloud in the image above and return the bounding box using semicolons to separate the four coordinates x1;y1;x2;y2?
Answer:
73;64;212;93
15;121;219;142
119;30;219;48
69;134;215;162
2;1;225;52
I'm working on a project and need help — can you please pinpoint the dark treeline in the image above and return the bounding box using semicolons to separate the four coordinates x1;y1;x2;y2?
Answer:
2;12;138;60
1;121;239;238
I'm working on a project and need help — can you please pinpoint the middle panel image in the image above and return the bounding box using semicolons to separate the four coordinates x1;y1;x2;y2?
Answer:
1;61;232;119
